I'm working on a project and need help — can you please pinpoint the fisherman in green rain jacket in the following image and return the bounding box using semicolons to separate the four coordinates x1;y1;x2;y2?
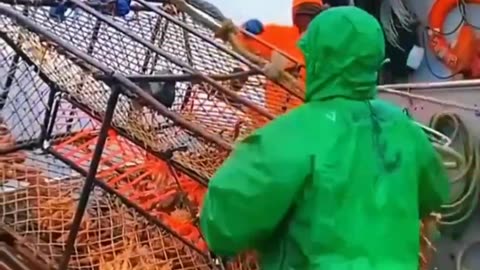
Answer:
200;6;450;270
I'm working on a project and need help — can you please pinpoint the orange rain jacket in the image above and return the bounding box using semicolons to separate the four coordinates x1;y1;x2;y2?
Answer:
238;0;324;66
238;0;324;124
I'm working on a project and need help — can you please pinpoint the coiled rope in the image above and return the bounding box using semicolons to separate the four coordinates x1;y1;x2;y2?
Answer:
428;112;480;227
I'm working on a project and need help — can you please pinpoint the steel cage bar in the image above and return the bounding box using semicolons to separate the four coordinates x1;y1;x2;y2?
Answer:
68;0;275;120
46;147;211;257
1;0;218;184
57;86;118;270
0;31;65;150
61;93;210;186
0;4;233;150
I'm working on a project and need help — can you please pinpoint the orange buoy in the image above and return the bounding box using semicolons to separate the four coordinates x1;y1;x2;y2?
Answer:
428;0;480;77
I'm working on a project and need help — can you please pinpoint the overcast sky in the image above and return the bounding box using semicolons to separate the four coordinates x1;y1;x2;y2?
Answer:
206;0;292;24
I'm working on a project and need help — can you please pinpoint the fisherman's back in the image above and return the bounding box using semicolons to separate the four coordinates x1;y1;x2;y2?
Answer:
256;98;422;270
200;8;449;270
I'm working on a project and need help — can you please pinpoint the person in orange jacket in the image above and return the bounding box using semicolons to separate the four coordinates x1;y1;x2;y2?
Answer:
239;0;327;66
237;0;328;125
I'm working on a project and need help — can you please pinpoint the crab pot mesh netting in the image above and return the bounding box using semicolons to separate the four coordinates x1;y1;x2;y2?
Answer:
0;153;214;269
0;112;257;269
0;102;256;270
0;6;259;269
0;0;303;181
0;42;258;270
46;95;257;270
0;37;52;144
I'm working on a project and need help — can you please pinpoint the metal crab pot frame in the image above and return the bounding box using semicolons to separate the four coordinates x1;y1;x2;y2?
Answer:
0;47;215;267
0;34;221;270
0;154;215;270
0;6;177;270
0;0;281;268
0;34;56;154
0;0;306;183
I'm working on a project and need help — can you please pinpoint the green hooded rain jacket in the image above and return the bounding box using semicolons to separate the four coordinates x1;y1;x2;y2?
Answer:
200;6;450;270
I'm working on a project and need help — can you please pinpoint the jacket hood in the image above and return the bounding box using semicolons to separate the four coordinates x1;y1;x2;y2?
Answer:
292;0;323;21
298;6;385;102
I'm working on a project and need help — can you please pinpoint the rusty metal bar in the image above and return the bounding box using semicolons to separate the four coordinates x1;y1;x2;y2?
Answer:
141;15;163;73
94;69;258;82
57;86;120;270
0;54;20;111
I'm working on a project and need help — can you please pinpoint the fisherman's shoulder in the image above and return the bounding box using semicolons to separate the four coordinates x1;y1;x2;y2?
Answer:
245;106;317;159
370;98;412;120
256;105;334;137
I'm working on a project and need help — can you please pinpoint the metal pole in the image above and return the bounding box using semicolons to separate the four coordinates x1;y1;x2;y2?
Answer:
379;79;480;91
66;20;102;132
44;93;61;142
0;54;20;111
379;86;477;112
58;86;120;270
38;87;59;145
94;69;258;83
141;15;164;73
179;12;196;111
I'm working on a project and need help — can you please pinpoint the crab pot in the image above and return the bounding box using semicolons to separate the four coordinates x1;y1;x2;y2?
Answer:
0;0;304;183
0;36;54;154
0;0;280;268
0;68;256;270
0;38;225;270
0;152;218;269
